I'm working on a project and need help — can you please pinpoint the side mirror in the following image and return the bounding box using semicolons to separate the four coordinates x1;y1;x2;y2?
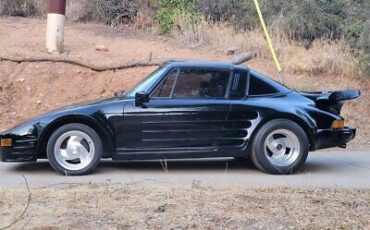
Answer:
135;91;150;107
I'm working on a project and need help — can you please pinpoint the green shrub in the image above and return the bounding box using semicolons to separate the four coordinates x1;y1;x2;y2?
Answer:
152;0;199;34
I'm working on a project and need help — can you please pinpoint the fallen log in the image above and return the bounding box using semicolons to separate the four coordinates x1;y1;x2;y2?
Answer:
0;51;256;72
229;52;256;65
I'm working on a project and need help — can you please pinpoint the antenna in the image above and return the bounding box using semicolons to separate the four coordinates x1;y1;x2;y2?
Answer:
253;0;284;84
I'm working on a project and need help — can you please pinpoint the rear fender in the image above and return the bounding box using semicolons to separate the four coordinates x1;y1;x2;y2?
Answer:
247;113;316;152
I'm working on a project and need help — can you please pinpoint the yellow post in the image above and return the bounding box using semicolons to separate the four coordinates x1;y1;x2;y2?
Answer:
253;0;282;73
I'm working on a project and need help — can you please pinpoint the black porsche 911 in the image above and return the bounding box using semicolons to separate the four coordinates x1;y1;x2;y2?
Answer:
0;61;360;175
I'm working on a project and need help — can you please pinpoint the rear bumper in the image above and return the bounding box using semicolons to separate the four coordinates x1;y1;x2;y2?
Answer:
0;135;38;162
314;127;356;150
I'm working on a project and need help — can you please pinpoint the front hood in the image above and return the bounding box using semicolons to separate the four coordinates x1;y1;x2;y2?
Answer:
47;96;121;113
1;96;131;136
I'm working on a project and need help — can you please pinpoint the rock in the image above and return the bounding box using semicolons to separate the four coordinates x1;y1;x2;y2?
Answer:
16;78;25;82
226;46;239;55
95;45;109;52
37;100;42;104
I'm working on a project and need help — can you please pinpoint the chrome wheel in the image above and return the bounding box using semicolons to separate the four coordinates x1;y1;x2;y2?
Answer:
264;129;300;167
54;130;95;171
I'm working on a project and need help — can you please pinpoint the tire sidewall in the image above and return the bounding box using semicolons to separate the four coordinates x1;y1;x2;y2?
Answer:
252;119;309;174
47;123;102;176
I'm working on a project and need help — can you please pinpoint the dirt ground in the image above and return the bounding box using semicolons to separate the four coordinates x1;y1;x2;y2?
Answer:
0;183;369;229
0;17;369;149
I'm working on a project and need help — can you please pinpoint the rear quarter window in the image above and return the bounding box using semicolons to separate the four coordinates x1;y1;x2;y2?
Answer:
248;71;290;96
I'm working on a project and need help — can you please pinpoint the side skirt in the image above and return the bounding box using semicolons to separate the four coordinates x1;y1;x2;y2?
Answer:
113;147;245;160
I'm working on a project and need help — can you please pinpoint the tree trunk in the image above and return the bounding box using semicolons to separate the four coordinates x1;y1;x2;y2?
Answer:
46;0;66;53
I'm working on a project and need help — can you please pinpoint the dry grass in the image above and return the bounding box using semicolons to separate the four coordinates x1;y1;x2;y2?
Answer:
0;183;369;229
172;17;362;80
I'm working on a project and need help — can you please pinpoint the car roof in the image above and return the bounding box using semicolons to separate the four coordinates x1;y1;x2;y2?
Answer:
163;60;249;71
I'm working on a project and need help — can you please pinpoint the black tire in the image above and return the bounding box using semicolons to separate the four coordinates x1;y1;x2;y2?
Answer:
250;119;309;174
47;123;102;176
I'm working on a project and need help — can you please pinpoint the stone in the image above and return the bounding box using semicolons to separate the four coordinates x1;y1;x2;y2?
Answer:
95;45;109;52
226;46;239;55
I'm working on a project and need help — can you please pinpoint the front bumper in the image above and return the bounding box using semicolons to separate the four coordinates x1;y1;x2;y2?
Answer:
0;135;38;162
314;127;356;150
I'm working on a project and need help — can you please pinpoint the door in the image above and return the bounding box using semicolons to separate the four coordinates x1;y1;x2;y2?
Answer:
118;67;234;153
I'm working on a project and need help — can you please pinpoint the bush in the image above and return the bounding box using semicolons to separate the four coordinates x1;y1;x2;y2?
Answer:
64;0;93;22
197;0;287;30
360;54;370;77
359;20;370;52
0;0;141;25
197;0;370;47
94;0;140;25
283;0;347;41
0;0;43;17
151;0;199;34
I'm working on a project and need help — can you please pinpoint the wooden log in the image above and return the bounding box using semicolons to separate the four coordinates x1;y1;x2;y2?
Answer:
0;52;256;72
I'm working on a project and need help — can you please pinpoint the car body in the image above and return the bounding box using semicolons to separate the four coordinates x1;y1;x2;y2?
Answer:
0;61;360;175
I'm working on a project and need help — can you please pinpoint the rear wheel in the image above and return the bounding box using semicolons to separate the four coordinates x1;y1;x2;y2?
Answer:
251;119;309;174
47;123;102;176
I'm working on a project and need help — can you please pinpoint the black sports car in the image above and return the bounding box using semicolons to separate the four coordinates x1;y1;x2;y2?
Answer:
0;61;360;175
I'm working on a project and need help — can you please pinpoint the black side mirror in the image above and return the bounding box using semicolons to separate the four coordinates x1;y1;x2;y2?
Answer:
135;91;150;107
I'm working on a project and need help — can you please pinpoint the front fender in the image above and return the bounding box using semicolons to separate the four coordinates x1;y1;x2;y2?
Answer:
36;114;115;158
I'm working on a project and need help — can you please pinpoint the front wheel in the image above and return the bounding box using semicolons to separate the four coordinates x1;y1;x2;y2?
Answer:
47;123;102;176
250;119;309;174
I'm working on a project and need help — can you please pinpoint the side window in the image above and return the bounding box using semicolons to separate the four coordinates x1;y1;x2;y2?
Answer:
249;73;279;96
172;68;230;98
151;69;178;98
229;70;247;99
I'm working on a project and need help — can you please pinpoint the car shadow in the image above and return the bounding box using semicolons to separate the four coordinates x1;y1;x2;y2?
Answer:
10;157;336;175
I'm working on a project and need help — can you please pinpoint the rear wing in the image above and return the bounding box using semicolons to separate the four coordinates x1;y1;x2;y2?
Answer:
327;90;361;102
300;90;360;102
300;90;361;114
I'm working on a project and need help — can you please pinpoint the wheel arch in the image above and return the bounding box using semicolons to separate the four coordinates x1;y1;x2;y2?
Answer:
248;114;316;152
36;115;115;159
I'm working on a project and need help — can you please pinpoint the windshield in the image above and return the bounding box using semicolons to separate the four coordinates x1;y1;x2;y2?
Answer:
126;66;168;98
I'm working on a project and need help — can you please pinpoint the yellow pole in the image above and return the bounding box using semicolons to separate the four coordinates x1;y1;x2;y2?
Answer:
253;0;282;73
